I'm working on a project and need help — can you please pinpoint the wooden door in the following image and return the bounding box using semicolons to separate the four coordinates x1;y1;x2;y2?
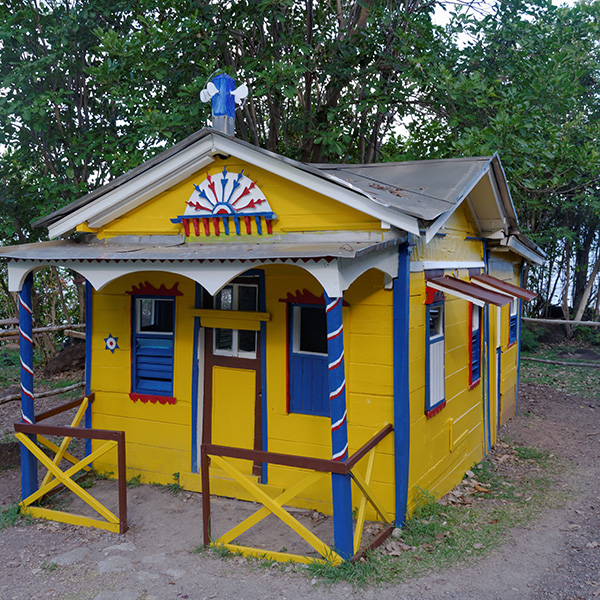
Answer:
202;282;262;476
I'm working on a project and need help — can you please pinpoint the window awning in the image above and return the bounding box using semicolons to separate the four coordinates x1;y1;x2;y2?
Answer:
471;273;537;302
426;276;512;307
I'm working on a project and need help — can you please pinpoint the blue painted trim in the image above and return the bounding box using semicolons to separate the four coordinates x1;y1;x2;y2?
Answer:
324;292;352;559
19;272;37;499
256;270;269;484
84;280;93;456
191;283;203;473
393;243;411;526
496;347;502;423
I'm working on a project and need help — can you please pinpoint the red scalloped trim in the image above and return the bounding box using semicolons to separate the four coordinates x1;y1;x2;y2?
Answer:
126;282;183;296
129;393;177;405
426;400;446;419
279;289;349;306
469;379;481;391
425;288;445;305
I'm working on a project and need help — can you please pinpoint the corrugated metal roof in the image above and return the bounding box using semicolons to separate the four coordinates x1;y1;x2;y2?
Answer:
314;158;493;221
0;235;403;262
33;128;493;230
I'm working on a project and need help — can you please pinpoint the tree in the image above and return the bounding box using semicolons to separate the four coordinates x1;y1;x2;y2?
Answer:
387;0;600;320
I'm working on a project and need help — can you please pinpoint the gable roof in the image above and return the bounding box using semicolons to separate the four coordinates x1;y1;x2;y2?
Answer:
35;128;522;247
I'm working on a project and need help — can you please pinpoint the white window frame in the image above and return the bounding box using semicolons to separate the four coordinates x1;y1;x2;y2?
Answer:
212;283;258;359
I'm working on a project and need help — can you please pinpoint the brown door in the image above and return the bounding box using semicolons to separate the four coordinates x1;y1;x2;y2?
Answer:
202;281;262;477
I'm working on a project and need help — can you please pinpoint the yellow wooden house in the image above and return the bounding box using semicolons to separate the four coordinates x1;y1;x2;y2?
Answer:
3;84;543;561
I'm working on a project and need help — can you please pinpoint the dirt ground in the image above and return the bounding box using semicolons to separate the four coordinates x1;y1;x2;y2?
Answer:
0;377;599;600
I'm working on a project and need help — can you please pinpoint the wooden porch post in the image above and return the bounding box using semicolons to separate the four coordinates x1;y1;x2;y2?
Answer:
19;271;38;499
324;293;353;559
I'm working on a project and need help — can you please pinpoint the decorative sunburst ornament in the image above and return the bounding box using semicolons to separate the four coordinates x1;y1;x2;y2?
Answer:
185;167;268;216
104;334;119;353
171;166;277;236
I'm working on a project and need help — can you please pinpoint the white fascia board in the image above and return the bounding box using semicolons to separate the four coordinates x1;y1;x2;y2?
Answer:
503;236;545;266
48;138;217;238
423;162;494;244
410;260;485;272
425;280;486;307
214;137;421;236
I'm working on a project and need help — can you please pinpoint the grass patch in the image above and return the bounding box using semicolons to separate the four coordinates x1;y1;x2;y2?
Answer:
152;472;183;495
126;474;142;488
40;560;58;572
0;503;32;529
302;440;562;587
521;342;600;401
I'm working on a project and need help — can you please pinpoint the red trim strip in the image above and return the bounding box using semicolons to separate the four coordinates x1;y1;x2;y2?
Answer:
426;400;446;419
129;393;177;405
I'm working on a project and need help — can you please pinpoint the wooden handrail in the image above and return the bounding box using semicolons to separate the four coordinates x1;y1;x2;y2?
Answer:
35;393;94;422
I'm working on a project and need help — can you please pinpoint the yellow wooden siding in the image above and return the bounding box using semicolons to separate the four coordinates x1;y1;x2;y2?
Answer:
406;268;485;509
86;157;381;239
90;272;196;483
261;265;396;519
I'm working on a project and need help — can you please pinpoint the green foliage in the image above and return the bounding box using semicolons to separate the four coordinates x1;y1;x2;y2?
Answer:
40;561;58;572
126;474;142;488
520;326;541;353
0;503;32;529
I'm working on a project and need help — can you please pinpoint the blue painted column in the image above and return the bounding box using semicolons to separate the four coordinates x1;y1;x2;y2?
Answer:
324;292;353;560
19;272;37;499
84;280;93;456
393;242;411;526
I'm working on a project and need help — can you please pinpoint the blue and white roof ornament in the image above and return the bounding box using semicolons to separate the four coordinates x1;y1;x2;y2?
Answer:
200;73;248;136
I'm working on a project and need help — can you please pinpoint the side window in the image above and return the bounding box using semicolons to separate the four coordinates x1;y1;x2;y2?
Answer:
212;283;258;359
426;301;445;413
132;296;175;397
469;304;481;387
289;304;329;417
508;298;518;345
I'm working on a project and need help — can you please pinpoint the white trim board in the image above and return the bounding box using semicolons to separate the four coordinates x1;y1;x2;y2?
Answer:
410;261;485;273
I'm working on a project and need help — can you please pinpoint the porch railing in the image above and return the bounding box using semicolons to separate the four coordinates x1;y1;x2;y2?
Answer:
13;394;127;534
201;423;394;564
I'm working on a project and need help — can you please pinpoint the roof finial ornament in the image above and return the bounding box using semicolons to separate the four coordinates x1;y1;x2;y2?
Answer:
200;72;248;137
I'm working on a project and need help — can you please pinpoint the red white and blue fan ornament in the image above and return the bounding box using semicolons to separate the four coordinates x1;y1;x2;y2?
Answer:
104;334;119;353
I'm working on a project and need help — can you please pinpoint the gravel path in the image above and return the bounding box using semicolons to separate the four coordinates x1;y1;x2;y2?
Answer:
0;380;598;600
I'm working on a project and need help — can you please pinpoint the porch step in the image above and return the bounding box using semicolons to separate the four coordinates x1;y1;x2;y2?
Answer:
179;470;284;502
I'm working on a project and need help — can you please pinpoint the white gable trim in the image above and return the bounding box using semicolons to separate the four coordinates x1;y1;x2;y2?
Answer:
48;132;420;239
48;138;217;239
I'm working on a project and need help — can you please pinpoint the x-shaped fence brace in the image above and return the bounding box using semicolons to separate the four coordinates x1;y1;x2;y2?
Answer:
13;395;127;534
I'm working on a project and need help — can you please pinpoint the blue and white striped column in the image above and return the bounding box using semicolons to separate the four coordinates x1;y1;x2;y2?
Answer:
19;272;38;499
325;293;353;559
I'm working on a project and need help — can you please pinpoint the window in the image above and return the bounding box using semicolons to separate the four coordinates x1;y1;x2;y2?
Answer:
508;298;518;345
132;297;175;397
426;301;445;413
289;304;329;417
212;283;258;358
469;304;481;386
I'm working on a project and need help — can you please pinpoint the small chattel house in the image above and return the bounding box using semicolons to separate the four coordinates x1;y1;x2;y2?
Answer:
4;74;543;563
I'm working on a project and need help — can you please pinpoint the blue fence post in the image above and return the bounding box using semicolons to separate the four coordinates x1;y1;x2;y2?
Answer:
324;293;353;559
19;272;38;499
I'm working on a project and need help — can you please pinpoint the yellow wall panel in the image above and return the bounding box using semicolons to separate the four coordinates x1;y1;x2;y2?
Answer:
95;157;381;239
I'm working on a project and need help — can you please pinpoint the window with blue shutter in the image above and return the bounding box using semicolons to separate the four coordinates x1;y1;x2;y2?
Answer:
288;304;329;417
470;304;481;386
509;298;518;345
132;297;175;397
